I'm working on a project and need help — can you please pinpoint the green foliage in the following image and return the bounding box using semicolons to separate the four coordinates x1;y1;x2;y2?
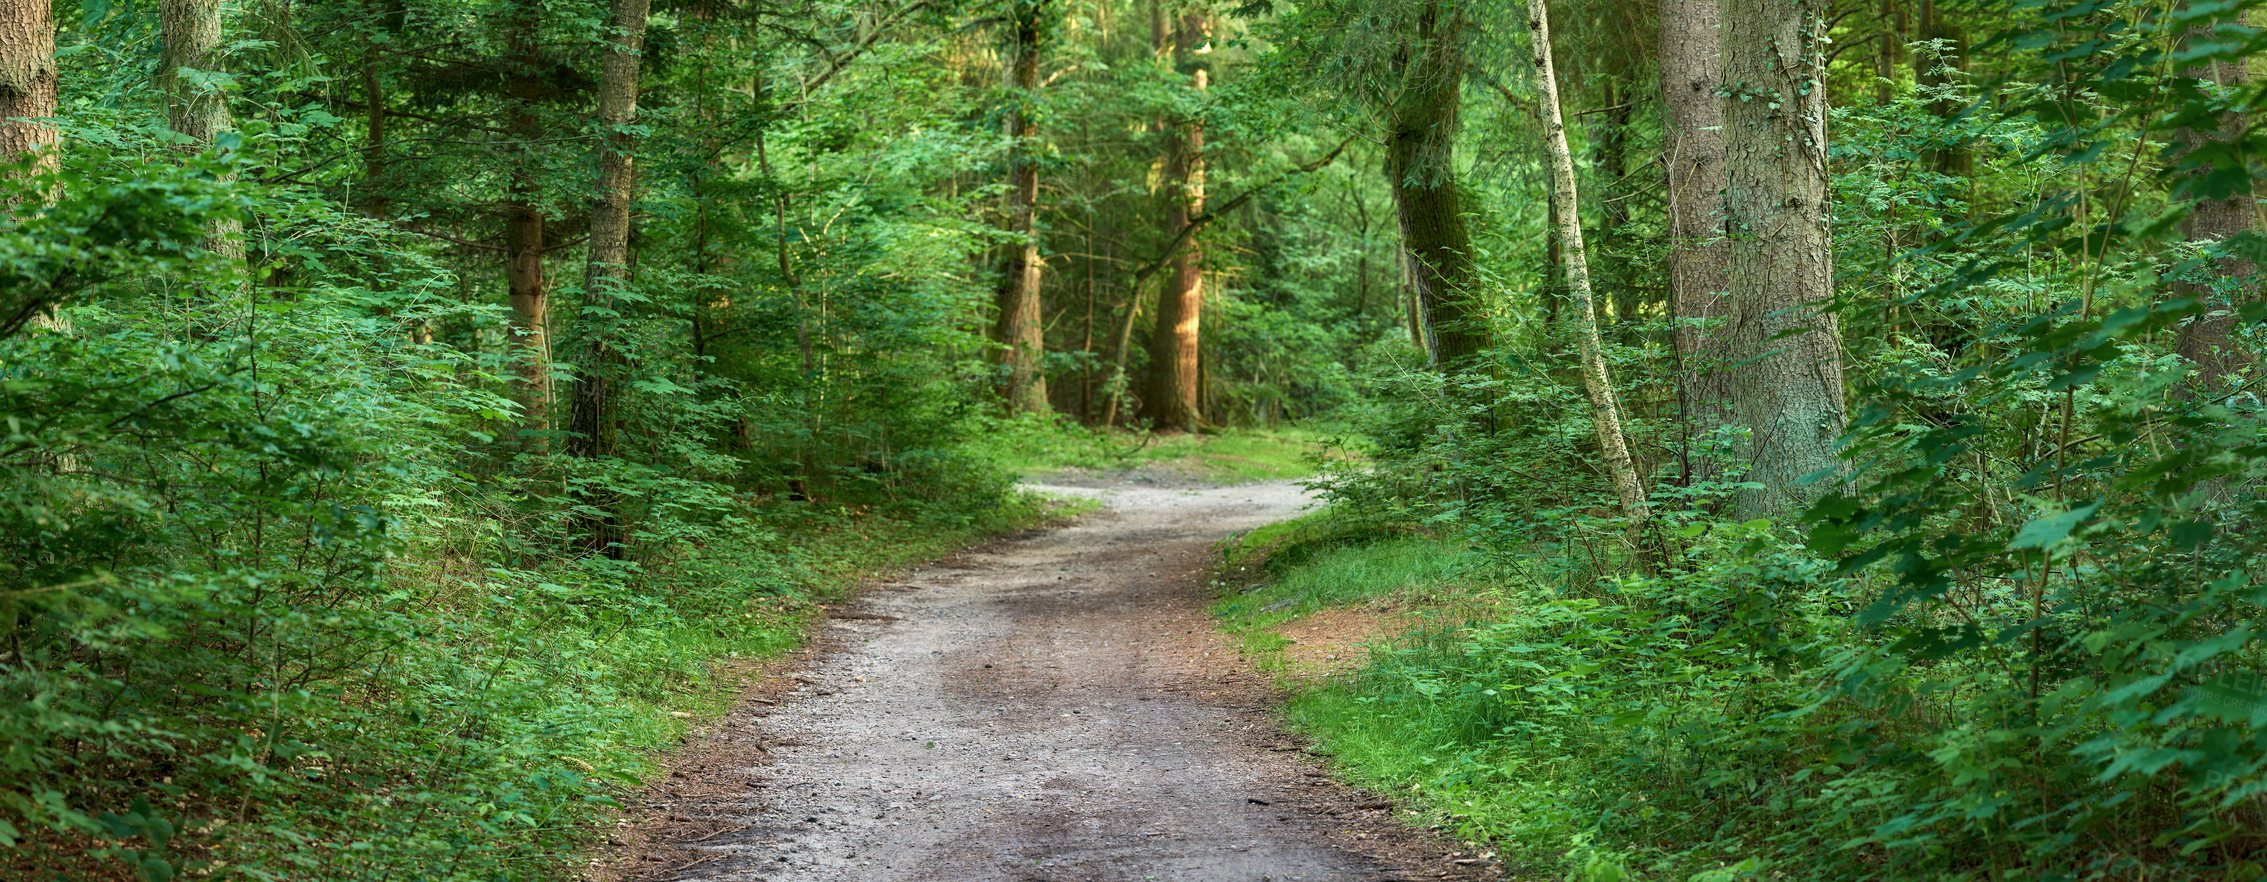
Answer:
0;2;1053;878
1243;2;2267;880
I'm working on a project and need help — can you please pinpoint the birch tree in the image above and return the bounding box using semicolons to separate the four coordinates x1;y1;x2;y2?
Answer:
1528;0;1648;521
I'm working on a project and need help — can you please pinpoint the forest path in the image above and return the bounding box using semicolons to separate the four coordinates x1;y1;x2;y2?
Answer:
602;478;1497;882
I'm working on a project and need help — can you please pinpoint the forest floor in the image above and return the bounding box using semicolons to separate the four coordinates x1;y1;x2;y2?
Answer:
590;472;1501;882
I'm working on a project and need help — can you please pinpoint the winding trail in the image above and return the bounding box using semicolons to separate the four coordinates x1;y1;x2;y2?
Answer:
603;479;1497;882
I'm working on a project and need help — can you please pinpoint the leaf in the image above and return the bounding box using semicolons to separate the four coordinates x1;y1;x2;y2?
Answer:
2008;500;2102;550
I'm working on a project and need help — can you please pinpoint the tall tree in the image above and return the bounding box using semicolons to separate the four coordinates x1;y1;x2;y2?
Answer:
1529;0;1648;522
1721;0;1845;518
160;0;228;146
1387;0;1487;369
504;5;553;445
0;0;57;179
355;0;405;218
160;0;244;264
1141;9;1209;431
993;0;1052;413
565;0;652;556
2172;7;2258;386
1659;0;1734;483
1;0;59;334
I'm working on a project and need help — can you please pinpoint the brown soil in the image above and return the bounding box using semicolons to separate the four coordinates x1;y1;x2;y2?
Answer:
1271;607;1412;680
589;479;1506;882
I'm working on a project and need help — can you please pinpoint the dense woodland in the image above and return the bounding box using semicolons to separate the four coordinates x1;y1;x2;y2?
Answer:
3;0;2267;878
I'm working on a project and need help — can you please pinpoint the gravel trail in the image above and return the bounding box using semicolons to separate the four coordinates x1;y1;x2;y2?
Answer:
602;479;1499;882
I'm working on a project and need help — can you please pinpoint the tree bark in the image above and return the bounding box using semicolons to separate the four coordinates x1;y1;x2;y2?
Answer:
505;7;552;446
1;0;60;334
160;0;244;265
2173;8;2258;386
1660;0;1736;486
1387;1;1488;370
160;0;228;146
1530;0;1649;522
992;0;1050;414
0;0;57;179
564;0;649;556
355;0;404;217
1721;0;1846;519
1141;12;1208;432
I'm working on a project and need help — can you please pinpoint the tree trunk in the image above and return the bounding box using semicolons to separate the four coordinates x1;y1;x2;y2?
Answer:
160;0;244;265
160;0;227;146
1;0;59;335
2173;8;2258;387
1530;0;1648;522
565;0;649;557
992;0;1050;414
505;7;551;446
1100;286;1141;426
1660;0;1735;487
1141;12;1208;432
358;57;387;215
1721;0;1846;519
356;0;404;217
1874;0;1900;105
1387;1;1487;369
1401;249;1424;349
0;0;57;180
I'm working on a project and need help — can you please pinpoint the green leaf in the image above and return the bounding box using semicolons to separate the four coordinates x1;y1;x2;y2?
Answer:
2008;500;2102;550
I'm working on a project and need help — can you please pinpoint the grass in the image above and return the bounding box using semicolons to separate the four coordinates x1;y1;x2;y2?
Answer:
1209;511;1470;668
965;413;1338;482
1207;510;1572;874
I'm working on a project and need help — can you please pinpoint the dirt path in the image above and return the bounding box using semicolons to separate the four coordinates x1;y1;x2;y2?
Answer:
600;479;1500;882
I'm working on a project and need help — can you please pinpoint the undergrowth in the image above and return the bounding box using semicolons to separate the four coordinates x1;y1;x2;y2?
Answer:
4;480;1063;882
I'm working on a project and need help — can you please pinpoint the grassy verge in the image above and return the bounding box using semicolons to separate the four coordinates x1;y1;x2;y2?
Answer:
1210;512;1470;671
1212;513;1854;881
964;413;1335;482
1209;511;1570;876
